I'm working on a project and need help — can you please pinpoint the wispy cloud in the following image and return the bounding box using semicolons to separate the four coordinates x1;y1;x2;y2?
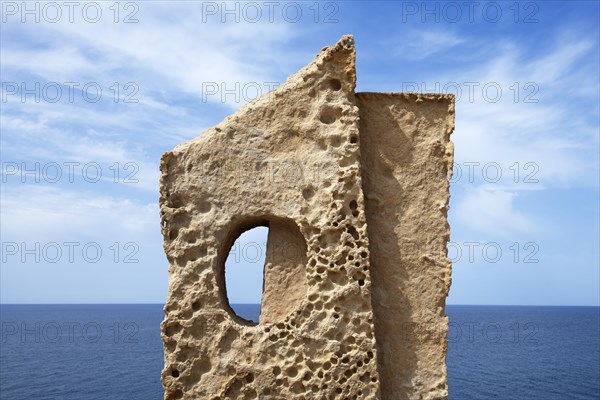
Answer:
1;3;297;107
394;29;466;60
453;36;598;187
390;28;599;238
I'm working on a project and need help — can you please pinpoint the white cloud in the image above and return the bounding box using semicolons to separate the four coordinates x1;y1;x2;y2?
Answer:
1;185;160;243
453;184;536;237
0;185;166;304
1;184;160;240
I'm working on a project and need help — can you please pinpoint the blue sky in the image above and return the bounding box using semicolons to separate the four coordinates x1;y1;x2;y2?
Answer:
1;1;598;305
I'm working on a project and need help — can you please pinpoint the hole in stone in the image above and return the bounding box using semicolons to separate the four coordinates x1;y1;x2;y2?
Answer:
347;226;359;241
170;194;185;208
349;200;358;210
222;217;308;326
353;272;366;286
349;135;358;144
164;323;181;337
326;78;342;91
191;302;200;311
319;107;341;125
302;187;315;201
171;369;180;378
224;226;268;324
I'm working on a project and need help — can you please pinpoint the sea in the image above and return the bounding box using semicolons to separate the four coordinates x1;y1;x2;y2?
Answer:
0;304;598;400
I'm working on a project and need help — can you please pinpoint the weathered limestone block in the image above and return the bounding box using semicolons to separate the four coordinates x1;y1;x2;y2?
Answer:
159;35;454;400
160;36;381;399
357;93;454;399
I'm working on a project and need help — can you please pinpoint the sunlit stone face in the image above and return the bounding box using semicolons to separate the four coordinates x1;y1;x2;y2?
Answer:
159;35;454;400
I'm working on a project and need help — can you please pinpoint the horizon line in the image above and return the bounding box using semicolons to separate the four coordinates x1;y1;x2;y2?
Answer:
1;303;599;307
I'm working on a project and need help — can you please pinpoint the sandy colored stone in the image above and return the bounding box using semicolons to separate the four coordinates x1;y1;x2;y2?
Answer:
159;35;454;400
160;35;381;399
357;93;454;399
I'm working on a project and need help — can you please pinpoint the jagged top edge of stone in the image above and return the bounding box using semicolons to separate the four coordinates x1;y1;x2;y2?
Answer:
357;92;455;117
170;34;356;154
356;92;455;102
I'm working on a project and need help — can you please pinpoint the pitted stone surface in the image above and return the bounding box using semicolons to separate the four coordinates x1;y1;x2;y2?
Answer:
160;35;454;400
160;35;381;399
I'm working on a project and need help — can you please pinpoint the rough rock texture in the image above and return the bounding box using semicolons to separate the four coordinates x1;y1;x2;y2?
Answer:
160;35;381;399
159;35;454;400
357;93;454;399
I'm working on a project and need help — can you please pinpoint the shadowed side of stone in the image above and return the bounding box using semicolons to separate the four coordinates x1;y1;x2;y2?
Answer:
357;92;454;400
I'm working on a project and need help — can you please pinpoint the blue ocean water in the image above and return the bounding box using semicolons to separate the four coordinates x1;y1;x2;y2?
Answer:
1;304;598;399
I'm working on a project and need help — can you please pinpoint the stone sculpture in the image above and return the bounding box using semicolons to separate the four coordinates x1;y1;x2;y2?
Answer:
159;35;454;400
